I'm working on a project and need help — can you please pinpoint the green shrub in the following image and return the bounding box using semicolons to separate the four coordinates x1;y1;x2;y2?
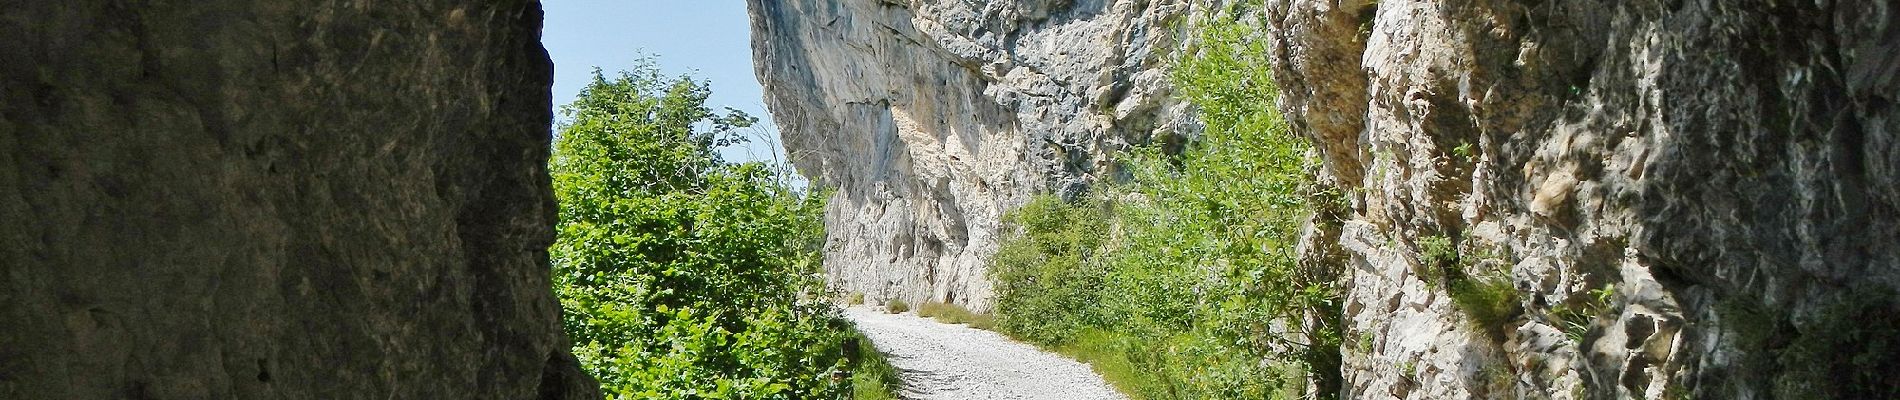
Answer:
847;292;866;306
550;59;858;398
1417;235;1458;285
884;299;909;314
986;5;1344;398
989;195;1111;344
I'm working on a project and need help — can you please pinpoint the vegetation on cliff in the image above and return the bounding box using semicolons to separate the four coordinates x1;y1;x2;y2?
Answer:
548;60;890;399
987;8;1344;400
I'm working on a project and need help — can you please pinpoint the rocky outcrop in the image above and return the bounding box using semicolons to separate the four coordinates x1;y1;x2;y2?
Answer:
1268;0;1899;398
754;0;1897;397
749;0;1198;311
0;2;597;398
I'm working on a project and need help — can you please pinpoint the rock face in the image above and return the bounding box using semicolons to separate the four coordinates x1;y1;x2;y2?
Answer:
758;0;1898;397
749;0;1198;310
1267;0;1899;398
0;2;598;399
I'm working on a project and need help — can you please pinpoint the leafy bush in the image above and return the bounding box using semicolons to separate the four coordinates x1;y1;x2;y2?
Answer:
986;6;1343;399
550;60;874;399
989;195;1111;344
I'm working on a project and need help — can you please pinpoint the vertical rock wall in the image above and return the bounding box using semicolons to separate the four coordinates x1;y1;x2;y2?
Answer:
749;0;1198;310
753;0;1897;397
0;2;598;398
1268;0;1899;398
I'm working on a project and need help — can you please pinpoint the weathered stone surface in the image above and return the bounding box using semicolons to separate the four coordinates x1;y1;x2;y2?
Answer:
748;0;1198;311
1269;0;1899;398
0;2;598;398
755;0;1897;396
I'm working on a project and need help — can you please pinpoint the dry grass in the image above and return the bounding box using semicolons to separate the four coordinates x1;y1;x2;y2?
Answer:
916;301;996;330
884;298;909;314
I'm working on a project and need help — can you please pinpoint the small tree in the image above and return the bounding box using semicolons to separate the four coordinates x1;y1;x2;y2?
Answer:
549;60;845;399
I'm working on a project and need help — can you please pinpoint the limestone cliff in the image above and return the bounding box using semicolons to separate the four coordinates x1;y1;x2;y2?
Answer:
749;0;1198;310
757;0;1898;398
1269;0;1899;398
0;2;598;398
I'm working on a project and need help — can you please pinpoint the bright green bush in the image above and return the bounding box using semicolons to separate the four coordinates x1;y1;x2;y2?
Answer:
987;6;1343;399
988;195;1111;344
550;60;876;399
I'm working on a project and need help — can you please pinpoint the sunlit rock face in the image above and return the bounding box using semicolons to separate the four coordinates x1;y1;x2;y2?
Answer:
1269;0;1899;398
748;0;1199;311
0;2;597;398
754;0;1898;397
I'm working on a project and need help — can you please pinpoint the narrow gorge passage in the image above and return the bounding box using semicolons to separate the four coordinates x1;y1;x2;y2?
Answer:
844;307;1125;400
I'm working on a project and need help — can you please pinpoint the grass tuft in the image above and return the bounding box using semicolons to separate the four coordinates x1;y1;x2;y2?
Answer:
916;301;997;330
1449;275;1521;340
884;298;909;314
848;330;901;400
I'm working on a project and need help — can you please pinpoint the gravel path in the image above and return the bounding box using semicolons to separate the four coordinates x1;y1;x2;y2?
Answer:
844;306;1127;400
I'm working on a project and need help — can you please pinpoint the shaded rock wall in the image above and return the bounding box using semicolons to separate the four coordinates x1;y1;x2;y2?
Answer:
0;2;598;398
748;0;1198;310
1267;0;1899;398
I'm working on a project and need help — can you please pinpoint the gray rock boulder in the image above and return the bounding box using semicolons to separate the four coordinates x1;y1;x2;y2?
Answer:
0;2;598;398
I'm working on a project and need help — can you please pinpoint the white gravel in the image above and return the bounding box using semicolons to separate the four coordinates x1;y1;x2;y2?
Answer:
845;306;1127;400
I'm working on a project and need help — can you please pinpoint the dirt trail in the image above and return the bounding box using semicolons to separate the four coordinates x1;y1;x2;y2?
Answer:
844;306;1126;400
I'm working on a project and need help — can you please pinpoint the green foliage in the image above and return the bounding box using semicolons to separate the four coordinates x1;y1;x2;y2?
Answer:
883;299;909;314
550;60;868;399
988;195;1111;344
849;333;901;400
986;6;1341;399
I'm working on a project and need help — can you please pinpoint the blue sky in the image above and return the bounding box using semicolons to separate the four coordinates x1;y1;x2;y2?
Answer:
542;0;783;163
